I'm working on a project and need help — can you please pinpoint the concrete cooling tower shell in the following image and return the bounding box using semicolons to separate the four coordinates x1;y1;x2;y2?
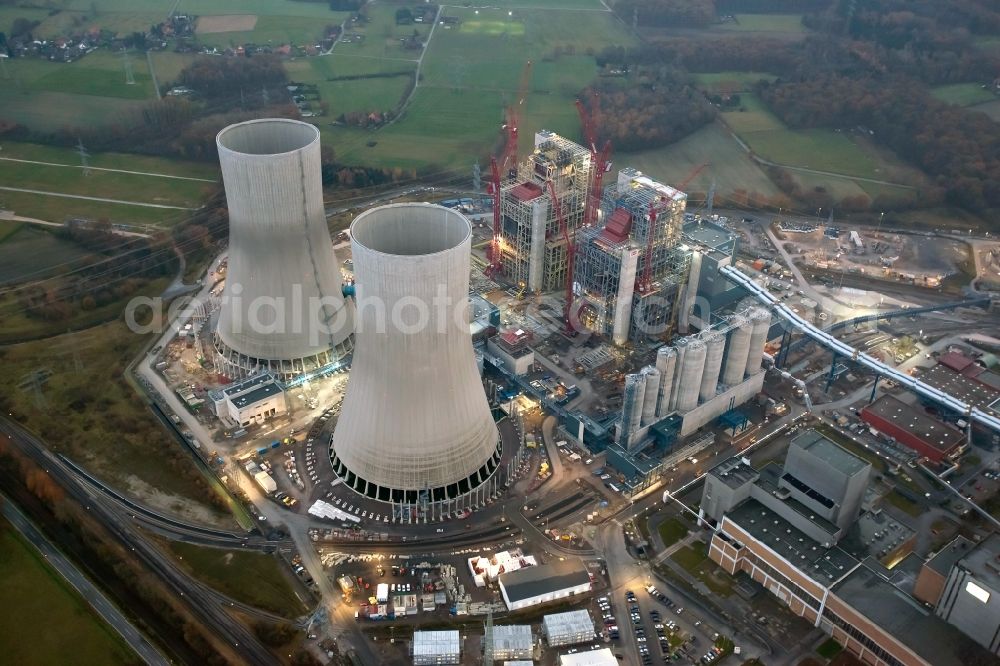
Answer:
330;204;501;504
214;119;354;379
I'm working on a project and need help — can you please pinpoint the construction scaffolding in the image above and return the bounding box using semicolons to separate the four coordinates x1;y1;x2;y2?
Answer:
497;131;591;293
575;168;690;344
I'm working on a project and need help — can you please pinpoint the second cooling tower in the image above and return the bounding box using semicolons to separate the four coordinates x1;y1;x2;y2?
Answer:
330;204;501;504
214;119;354;380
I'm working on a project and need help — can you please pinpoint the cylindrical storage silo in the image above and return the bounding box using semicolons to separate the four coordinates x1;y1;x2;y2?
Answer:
214;119;354;380
655;346;676;417
721;315;752;386
330;204;500;504
699;331;726;404
668;338;689;412
745;308;772;376
675;338;706;412
621;373;646;446
640;366;660;425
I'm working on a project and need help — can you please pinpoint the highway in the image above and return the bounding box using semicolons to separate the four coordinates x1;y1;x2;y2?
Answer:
1;498;171;666
0;417;280;666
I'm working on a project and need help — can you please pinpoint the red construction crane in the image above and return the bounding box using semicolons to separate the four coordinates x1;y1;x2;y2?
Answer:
575;95;613;229
485;156;503;277
501;60;533;177
545;179;575;334
636;162;709;293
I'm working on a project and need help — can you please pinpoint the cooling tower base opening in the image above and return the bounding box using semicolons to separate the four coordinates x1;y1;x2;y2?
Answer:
213;334;353;383
326;417;524;523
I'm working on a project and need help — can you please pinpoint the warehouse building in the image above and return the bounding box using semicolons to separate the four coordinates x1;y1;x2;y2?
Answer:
210;372;287;427
542;609;595;647
558;647;618;666
412;630;460;665
488;625;533;661
498;560;591;611
860;395;966;462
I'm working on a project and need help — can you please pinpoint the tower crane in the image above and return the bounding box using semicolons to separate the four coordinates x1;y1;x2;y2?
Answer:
575;95;612;229
545;179;576;334
501;60;533;177
485;156;503;277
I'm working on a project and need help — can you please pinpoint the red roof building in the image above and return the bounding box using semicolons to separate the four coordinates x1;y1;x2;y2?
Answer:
860;395;965;462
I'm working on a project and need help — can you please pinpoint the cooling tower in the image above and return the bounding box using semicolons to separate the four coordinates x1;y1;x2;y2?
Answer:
721;315;752;386
330;204;500;505
699;330;726;404
655;346;676;417
745;308;772;376
213;119;354;380
641;366;661;425
675;337;706;412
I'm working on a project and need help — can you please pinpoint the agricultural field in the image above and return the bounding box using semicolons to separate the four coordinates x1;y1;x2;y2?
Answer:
0;526;138;666
721;93;785;133
166;541;307;618
716;14;807;34
194;14;343;50
621;122;781;202
147;51;202;86
0;141;218;227
930;83;997;107
285;56;415;119
63;0;341;18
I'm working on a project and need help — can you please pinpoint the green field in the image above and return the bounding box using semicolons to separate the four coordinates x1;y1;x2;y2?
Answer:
0;141;218;227
65;0;342;18
930;83;996;107
721;93;785;133
717;14;807;34
622;122;782;201
196;14;344;49
0;525;138;666
694;71;776;92
670;541;733;597
167;541;307;618
285;56;415;119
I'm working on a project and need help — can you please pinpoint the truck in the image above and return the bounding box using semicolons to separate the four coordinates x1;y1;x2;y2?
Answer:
254;471;277;494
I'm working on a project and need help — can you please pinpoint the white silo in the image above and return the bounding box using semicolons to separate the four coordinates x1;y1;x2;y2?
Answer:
721;315;752;386
330;204;500;510
655;346;677;417
675;337;706;412
745;308;772;376
621;372;646;446
699;330;726;404
668;337;689;413
213;119;354;380
640;366;661;425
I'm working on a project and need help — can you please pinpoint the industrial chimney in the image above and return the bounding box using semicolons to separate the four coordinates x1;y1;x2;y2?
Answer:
213;119;354;380
330;204;501;514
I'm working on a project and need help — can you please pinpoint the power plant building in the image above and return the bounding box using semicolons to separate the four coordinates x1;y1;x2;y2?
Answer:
330;204;503;520
497;131;592;293
210;372;287;427
681;219;742;331
575;168;689;345
212;119;355;381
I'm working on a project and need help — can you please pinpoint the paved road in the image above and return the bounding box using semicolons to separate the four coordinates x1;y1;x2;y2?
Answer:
0;211;152;237
2;497;170;666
